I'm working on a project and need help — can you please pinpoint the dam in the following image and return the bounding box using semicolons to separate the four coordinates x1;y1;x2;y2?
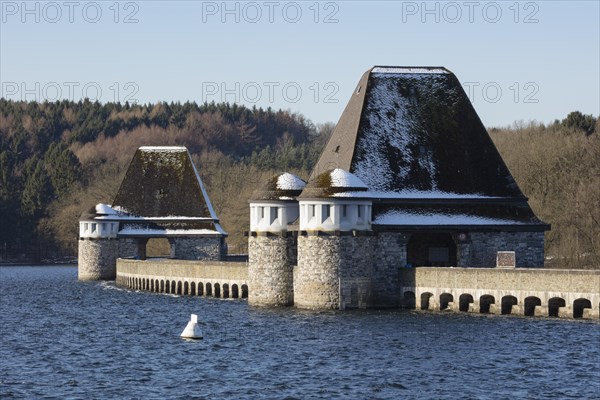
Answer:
115;258;600;319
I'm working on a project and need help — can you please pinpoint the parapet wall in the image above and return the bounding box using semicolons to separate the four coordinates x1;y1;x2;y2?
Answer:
399;267;600;318
116;258;248;298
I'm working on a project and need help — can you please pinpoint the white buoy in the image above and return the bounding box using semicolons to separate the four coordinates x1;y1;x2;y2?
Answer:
180;314;203;339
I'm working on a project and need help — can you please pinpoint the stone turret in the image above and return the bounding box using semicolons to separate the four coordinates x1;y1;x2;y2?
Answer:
78;203;120;281
294;169;374;309
248;172;305;307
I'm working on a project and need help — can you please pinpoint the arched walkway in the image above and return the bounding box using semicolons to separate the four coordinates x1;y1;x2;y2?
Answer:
548;297;566;317
223;284;229;299
524;296;541;316
480;295;495;314
440;293;454;311
501;295;518;315
573;298;592;318
420;292;433;310
459;294;474;312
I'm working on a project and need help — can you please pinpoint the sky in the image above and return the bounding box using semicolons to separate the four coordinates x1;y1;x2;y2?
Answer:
1;0;599;127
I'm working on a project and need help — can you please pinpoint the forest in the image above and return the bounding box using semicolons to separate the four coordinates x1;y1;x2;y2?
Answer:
0;98;598;269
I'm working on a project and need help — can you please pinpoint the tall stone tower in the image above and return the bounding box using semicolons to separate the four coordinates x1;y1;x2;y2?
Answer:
248;173;305;307
294;169;374;310
78;204;120;281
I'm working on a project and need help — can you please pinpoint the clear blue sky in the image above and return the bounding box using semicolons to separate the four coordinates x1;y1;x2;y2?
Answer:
1;1;598;127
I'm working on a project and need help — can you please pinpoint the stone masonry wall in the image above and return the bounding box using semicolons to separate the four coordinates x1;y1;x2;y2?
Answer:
169;237;222;260
464;231;545;267
295;235;373;309
372;232;409;307
248;235;293;306
78;239;119;280
118;238;139;259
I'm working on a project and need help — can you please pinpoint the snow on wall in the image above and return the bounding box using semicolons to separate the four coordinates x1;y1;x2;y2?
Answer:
374;210;527;226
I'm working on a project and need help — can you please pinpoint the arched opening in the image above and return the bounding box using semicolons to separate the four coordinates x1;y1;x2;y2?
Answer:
403;291;416;310
407;233;457;267
524;296;541;316
206;283;212;296
190;282;196;296
183;281;189;296
573;298;592;318
145;238;171;258
241;284;248;299
177;281;183;295
440;293;454;311
548;297;566;317
151;279;155;292
160;280;164;293
214;283;221;298
171;280;176;294
420;292;433;310
232;284;239;299
459;294;474;312
198;282;204;296
223;284;230;299
165;280;170;294
501;295;518;315
480;295;495;314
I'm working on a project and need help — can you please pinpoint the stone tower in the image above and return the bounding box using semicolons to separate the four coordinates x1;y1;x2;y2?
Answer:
78;204;120;281
294;169;374;310
248;173;305;307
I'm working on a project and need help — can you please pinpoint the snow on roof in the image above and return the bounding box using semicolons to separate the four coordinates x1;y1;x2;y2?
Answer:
277;173;306;191
332;190;502;199
330;168;368;189
139;146;187;152
95;203;117;215
371;67;448;74
118;227;224;236
374;210;528;226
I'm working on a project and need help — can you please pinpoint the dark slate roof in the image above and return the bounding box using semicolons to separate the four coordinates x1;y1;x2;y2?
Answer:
311;66;524;198
250;172;306;201
112;146;218;219
308;66;548;229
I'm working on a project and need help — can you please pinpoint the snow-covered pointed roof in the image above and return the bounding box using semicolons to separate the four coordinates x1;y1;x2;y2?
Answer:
277;173;307;191
95;203;116;215
299;169;370;199
112;146;219;221
305;66;548;230
250;172;306;201
310;66;527;199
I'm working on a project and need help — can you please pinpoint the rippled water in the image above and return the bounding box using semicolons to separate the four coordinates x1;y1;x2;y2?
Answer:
1;266;599;399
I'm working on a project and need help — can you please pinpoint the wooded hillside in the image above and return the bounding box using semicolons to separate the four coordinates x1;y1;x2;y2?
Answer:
0;99;597;268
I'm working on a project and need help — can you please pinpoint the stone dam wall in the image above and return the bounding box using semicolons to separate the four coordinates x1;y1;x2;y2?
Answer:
399;267;600;319
115;258;599;319
116;258;249;299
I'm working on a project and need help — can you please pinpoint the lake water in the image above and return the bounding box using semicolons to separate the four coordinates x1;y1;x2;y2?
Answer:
1;266;599;399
